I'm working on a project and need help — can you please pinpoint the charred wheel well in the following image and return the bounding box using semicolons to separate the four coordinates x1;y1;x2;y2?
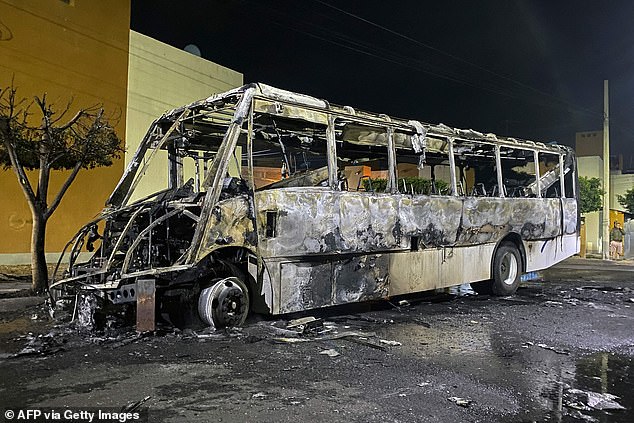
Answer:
494;233;526;273
206;247;253;277
200;246;268;314
198;247;257;293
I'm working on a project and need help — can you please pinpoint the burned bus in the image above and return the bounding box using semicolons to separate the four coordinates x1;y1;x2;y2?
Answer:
50;83;579;329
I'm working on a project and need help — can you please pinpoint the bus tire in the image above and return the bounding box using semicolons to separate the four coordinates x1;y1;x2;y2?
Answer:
472;243;522;296
198;276;250;328
491;243;522;296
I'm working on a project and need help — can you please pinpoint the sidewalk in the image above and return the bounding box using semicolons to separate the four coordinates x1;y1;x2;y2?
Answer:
0;296;46;313
0;281;32;295
0;273;39;313
553;255;634;271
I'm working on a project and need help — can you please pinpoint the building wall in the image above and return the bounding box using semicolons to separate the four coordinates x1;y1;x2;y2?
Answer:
575;129;623;170
577;155;633;254
125;31;243;202
578;156;602;253
0;0;130;263
575;131;603;158
612;173;634;211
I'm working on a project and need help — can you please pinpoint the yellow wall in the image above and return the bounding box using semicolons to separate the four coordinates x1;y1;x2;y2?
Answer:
125;31;243;202
0;0;130;261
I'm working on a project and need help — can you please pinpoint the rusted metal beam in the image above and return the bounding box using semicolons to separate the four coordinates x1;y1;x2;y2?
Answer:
136;279;156;332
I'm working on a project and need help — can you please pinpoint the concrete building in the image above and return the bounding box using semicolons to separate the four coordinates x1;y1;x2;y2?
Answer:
125;31;242;201
575;131;632;254
0;1;242;263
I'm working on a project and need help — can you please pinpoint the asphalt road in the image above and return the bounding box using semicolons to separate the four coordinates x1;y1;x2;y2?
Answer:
0;257;633;422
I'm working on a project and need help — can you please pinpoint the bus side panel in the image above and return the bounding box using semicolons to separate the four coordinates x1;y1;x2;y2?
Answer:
459;198;513;244
278;260;333;314
262;259;281;314
333;254;389;304
562;198;578;235
399;195;462;247
256;190;403;257
459;198;561;245
388;244;495;296
337;192;400;252
524;234;579;272
511;198;561;239
255;188;338;257
273;255;389;313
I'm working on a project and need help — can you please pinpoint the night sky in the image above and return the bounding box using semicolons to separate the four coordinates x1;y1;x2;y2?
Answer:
131;0;634;158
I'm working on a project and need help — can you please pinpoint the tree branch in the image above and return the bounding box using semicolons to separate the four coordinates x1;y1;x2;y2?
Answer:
57;109;86;130
2;137;38;207
44;160;82;220
49;97;73;125
0;112;38;208
35;98;52;209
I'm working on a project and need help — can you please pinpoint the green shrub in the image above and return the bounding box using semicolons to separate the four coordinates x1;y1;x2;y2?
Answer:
578;176;604;214
362;177;448;195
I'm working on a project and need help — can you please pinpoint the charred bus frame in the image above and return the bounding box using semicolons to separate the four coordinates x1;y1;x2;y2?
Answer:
50;83;579;329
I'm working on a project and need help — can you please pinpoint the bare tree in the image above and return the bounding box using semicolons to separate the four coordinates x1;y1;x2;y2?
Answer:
0;85;123;293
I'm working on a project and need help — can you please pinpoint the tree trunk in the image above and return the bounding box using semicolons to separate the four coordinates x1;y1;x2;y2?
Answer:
30;213;48;294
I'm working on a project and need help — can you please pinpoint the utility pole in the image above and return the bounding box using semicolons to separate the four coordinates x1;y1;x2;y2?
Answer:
602;80;610;260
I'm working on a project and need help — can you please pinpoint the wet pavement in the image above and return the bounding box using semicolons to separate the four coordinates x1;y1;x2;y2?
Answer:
0;257;632;422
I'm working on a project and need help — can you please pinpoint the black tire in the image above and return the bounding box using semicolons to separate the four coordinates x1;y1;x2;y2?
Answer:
198;276;250;328
491;243;522;295
472;242;523;296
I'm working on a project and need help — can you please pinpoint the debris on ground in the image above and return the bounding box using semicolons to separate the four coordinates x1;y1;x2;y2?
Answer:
565;388;626;411
194;332;227;340
273;330;376;343
11;331;67;358
252;392;267;400
522;341;570;355
566;410;599;422
319;348;340;357
448;396;473;407
121;396;151;412
379;339;402;346
272;337;307;344
76;293;98;329
343;336;386;351
330;315;395;325
287;316;323;334
104;333;145;349
536;343;570;355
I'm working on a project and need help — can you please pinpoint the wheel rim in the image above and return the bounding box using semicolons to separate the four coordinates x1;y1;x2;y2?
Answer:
500;252;518;285
217;283;246;324
199;277;249;328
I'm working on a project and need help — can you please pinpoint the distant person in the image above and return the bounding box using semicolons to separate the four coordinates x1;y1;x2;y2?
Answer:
609;221;625;260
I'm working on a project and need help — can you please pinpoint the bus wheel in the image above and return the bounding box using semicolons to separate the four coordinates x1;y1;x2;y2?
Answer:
198;277;250;328
472;243;522;296
491;243;522;295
